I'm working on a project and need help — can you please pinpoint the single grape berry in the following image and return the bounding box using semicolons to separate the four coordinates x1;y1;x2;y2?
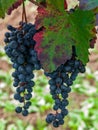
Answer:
22;109;28;116
15;106;22;113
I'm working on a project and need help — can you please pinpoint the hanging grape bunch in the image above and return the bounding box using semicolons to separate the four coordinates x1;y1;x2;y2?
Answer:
4;21;42;116
4;1;41;116
3;0;98;128
45;46;85;127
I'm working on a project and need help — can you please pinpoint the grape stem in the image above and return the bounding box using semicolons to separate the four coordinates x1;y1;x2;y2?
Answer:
22;0;27;23
29;0;45;8
71;45;77;60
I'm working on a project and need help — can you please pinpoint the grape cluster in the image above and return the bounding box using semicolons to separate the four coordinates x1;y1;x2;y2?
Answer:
7;0;23;15
4;21;86;127
45;57;85;127
4;22;41;116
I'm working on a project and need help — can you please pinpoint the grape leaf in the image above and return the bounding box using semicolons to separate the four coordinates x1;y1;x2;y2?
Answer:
78;0;98;26
69;9;95;62
35;8;96;73
47;0;65;12
36;0;46;3
0;0;17;18
78;0;98;10
36;0;66;12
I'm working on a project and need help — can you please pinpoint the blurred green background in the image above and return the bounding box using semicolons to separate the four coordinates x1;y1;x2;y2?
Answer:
0;1;98;130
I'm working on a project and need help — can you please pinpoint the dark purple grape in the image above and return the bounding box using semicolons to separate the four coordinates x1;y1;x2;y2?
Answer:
15;106;22;113
22;109;28;116
45;53;86;127
4;22;41;117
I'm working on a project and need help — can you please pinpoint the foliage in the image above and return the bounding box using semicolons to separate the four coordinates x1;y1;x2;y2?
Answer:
35;8;95;72
36;0;46;3
0;0;17;18
0;0;98;72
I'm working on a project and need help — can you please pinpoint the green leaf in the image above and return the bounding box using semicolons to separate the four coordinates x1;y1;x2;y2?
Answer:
0;0;17;18
48;0;65;12
36;0;46;3
36;0;65;12
69;9;95;64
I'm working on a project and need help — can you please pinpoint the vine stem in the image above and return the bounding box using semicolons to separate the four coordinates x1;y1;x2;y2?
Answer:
29;0;45;8
23;0;27;23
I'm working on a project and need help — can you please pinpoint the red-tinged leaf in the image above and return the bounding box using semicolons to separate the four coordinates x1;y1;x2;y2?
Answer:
35;5;96;73
33;30;44;56
35;6;49;29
